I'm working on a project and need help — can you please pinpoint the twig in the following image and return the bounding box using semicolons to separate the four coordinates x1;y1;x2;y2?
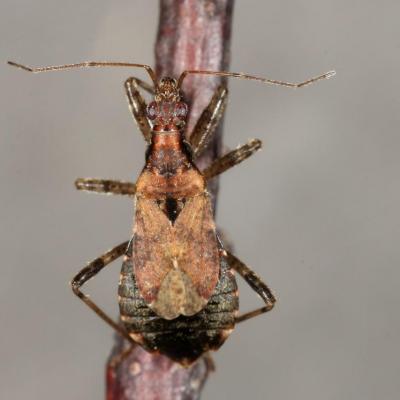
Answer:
106;1;234;399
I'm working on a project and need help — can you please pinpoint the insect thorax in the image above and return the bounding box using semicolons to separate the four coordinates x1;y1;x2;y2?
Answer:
136;130;205;201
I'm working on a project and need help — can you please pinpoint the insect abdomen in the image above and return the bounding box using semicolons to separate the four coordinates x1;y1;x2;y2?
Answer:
118;247;238;365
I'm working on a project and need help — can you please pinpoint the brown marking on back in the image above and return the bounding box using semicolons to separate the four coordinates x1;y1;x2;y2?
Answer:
133;127;219;319
133;193;219;319
151;269;206;320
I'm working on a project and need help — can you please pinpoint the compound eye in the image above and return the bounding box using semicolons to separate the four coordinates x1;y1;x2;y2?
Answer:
174;102;188;120
147;101;158;120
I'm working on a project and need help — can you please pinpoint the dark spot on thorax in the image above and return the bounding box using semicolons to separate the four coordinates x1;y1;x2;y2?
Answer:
166;197;178;222
157;197;187;223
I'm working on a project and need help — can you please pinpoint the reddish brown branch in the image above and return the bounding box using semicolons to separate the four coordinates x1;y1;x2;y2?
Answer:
106;1;234;399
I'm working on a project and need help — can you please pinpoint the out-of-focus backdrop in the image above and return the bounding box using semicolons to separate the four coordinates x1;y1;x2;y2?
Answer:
1;1;399;399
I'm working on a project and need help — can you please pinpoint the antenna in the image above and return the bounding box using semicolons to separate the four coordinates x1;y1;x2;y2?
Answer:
7;61;157;86
178;69;335;89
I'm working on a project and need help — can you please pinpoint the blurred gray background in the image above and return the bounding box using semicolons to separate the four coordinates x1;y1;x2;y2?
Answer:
1;1;399;399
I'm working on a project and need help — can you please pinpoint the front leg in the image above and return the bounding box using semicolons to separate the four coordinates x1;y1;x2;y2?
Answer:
75;178;136;196
225;251;276;324
124;77;153;143
189;84;228;158
71;241;134;343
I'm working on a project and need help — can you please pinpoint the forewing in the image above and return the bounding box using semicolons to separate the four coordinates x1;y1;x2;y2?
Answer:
133;193;220;320
173;193;220;302
133;196;172;305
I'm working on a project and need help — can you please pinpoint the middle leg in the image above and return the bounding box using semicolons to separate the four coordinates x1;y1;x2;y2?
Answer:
202;139;262;181
75;178;136;196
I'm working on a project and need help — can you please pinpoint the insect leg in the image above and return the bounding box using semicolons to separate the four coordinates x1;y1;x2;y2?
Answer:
71;241;134;343
225;251;276;324
189;85;228;158
75;178;136;196
202;139;262;180
124;77;153;143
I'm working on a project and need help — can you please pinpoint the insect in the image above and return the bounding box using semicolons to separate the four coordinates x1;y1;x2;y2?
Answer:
8;60;335;365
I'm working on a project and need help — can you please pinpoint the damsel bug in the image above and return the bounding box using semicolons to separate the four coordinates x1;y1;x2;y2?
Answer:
8;60;335;365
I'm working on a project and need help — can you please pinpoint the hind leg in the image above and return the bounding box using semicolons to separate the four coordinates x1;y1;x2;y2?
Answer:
225;251;276;324
71;241;134;343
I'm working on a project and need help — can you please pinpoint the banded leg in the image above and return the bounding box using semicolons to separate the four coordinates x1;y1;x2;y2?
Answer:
189;85;228;158
71;241;134;343
202;139;262;181
124;77;153;143
225;251;276;324
75;178;136;196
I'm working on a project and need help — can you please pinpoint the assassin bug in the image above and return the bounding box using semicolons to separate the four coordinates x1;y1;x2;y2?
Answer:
8;60;335;365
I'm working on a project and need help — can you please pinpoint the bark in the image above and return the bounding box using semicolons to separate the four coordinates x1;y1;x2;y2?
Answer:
106;1;234;399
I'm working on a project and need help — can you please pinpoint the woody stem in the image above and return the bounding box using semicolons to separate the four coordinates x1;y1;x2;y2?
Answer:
105;1;234;399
